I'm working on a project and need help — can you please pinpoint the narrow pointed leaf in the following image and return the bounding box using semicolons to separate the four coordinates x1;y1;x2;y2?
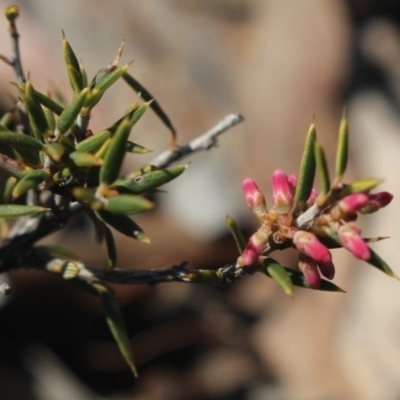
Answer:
1;176;17;203
0;124;44;151
367;249;398;278
266;266;345;292
43;106;56;131
335;110;348;180
99;117;132;186
295;123;316;203
226;214;246;253
69;151;103;167
123;72;177;145
55;88;89;137
86;64;129;108
0;109;14;128
63;32;83;92
75;129;111;154
113;164;188;194
44;143;65;162
125;141;151;154
25;80;48;142
105;194;153;215
314;141;330;196
67;65;83;94
93;283;138;377
12;169;50;199
14;147;41;168
341;178;381;197
34;89;64;115
100;221;117;269
80;62;88;88
96;211;150;242
264;258;294;296
0;204;49;218
72;187;96;203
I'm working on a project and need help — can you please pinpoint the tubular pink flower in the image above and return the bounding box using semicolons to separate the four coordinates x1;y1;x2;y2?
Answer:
338;225;370;260
338;193;369;214
293;230;332;264
242;230;268;266
242;178;267;214
361;191;394;214
272;169;293;214
298;255;321;289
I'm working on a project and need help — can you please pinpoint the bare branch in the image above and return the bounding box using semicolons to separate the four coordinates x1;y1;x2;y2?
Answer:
6;10;26;83
149;114;244;169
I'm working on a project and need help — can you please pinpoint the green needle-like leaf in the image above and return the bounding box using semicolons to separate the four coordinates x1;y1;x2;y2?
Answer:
335;110;348;181
0;204;49;218
105;194;153;215
1;176;17;203
100;221;117;269
68;151;103;167
55;88;89;137
62;31;83;92
268;266;345;292
226;214;246;254
295;122;316;204
34;89;64;115
96;211;150;242
113;164;188;195
85;64;130;109
25;80;48;143
99;117;133;186
0;125;44;152
367;249;398;279
123;72;177;145
93;283;138;378
75;129;112;154
44;143;65;162
125;141;151;154
263;258;293;296
340;178;381;197
12;169;50;199
314;141;330;198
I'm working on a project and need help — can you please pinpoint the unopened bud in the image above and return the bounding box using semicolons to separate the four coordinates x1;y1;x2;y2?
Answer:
272;169;293;214
337;225;370;260
293;230;332;264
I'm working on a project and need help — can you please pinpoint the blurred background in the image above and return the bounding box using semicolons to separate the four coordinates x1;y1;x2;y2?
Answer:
1;1;400;399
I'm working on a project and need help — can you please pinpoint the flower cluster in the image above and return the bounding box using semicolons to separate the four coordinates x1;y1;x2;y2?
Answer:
240;170;393;288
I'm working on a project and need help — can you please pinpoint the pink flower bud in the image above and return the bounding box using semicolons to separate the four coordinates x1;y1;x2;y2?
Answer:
293;230;332;264
361;191;394;214
242;230;268;266
298;255;321;289
272;169;293;214
338;193;369;214
288;174;298;191
337;225;371;260
307;188;318;205
242;178;267;213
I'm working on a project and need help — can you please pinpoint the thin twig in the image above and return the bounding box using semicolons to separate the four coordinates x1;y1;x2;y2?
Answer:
149;114;244;169
7;11;26;83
